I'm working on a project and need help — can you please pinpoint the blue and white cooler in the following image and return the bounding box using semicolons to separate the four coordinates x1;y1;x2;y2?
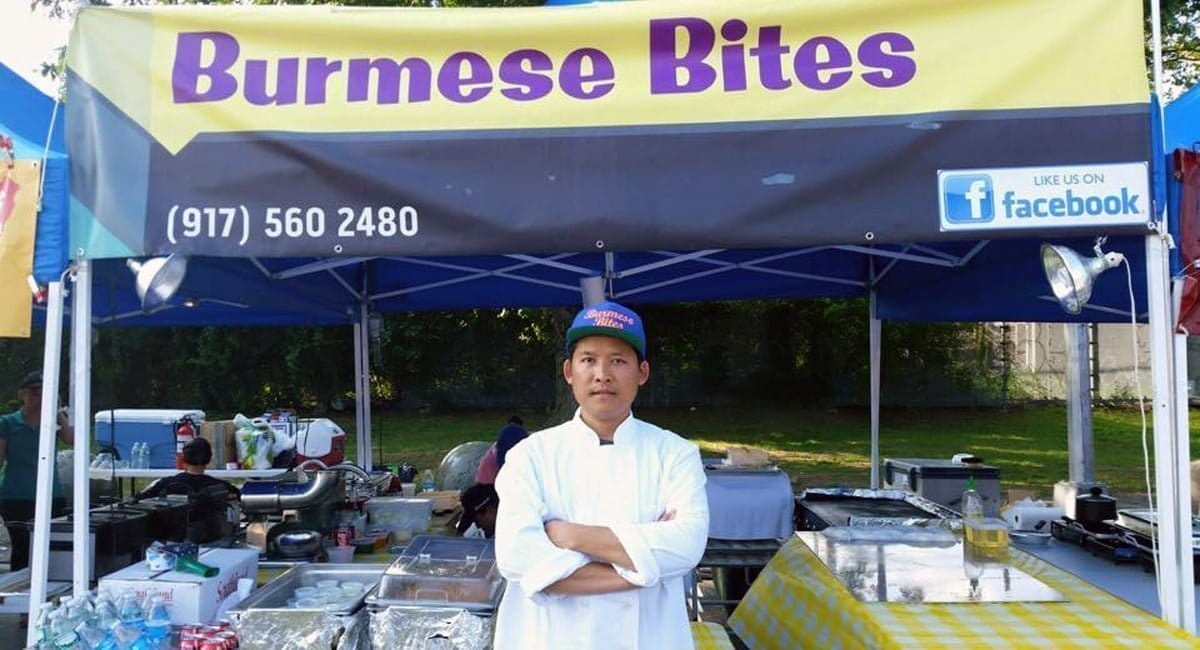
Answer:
94;409;206;469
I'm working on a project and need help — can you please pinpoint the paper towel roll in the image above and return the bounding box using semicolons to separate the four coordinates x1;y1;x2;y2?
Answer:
1007;504;1065;531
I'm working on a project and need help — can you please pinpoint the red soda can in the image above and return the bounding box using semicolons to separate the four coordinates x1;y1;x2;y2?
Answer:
334;525;353;547
218;631;239;649
200;641;224;650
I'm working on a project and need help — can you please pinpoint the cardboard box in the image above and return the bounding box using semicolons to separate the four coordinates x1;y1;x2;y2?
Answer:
199;420;240;468
99;547;258;625
1006;488;1040;505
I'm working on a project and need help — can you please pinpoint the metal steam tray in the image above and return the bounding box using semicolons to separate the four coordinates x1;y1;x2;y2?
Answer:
227;563;388;619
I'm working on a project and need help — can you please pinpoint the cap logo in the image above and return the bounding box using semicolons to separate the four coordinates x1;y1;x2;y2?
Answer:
585;308;634;330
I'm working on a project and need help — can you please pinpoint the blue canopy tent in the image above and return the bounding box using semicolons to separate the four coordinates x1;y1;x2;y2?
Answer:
42;238;1147;327
14;0;1199;640
1;63;68;286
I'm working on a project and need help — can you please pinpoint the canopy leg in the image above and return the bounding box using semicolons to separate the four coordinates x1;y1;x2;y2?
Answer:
27;279;65;649
71;260;92;597
1145;232;1196;632
869;290;881;489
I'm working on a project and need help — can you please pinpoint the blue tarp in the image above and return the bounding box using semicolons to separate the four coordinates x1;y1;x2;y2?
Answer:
1;63;68;284
1166;84;1200;153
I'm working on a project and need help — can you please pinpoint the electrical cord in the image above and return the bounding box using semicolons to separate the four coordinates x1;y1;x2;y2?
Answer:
37;92;59;214
1123;258;1163;604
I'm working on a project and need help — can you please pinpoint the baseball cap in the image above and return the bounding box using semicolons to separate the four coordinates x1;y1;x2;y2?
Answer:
18;370;42;390
565;301;646;359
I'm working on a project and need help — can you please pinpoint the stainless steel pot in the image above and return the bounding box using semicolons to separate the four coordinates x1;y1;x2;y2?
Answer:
1075;487;1117;525
270;528;323;558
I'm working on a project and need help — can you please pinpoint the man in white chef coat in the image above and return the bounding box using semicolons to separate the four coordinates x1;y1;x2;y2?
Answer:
494;301;709;650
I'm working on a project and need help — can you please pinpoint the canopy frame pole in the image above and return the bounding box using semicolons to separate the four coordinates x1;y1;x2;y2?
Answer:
27;279;66;649
358;301;373;471
1064;322;1095;484
71;260;92;597
869;289;881;489
353;311;365;468
1146;232;1196;632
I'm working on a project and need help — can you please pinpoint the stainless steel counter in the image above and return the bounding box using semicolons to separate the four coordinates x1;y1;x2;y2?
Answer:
796;530;1065;604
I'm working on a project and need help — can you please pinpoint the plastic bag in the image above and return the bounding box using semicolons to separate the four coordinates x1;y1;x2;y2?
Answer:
233;413;275;469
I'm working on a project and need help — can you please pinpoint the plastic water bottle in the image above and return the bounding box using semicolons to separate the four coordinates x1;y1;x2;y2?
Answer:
421;469;436;493
143;596;171;649
88;598;120;650
48;609;79;649
116;592;145;632
64;595;91;632
33;604;55;649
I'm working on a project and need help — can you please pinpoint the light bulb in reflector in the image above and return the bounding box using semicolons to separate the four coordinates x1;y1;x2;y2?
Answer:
1040;242;1124;315
126;254;189;311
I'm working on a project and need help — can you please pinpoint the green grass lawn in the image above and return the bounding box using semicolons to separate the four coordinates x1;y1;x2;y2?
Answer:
342;404;1196;506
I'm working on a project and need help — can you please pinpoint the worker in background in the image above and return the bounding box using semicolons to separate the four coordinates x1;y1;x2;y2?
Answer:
0;370;74;570
137;437;240;543
457;483;499;539
475;415;529;484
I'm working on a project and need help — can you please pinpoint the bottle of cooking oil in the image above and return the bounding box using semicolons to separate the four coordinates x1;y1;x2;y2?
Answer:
965;518;1010;550
962;476;1009;550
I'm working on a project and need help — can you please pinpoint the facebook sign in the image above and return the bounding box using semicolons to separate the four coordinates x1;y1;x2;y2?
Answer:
938;163;1150;233
942;174;995;223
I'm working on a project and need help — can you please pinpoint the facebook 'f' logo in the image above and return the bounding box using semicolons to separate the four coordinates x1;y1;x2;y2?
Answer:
943;174;994;223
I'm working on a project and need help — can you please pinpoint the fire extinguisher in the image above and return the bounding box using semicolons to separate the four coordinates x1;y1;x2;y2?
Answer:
175;417;197;470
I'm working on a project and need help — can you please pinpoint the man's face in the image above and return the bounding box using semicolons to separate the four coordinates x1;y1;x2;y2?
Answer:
17;386;41;412
563;335;649;427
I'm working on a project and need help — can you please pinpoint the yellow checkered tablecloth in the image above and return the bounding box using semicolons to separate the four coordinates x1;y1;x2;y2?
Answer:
693;621;736;649
728;536;1200;649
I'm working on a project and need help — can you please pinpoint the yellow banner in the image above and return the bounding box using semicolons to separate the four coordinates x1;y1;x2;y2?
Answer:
68;0;1147;154
0;161;39;338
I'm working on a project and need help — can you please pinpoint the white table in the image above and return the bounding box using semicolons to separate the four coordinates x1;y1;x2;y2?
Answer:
0;569;70;614
88;468;286;480
693;468;793;615
89;468;288;500
704;468;794;540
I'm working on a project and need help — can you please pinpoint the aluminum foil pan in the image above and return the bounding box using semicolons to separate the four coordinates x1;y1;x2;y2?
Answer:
800;487;961;520
234;609;349;650
370;605;492;650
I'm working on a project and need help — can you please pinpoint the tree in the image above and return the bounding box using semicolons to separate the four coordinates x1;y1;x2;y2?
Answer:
1154;0;1200;92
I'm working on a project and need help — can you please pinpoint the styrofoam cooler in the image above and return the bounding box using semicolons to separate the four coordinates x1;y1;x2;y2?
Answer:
94;409;206;469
